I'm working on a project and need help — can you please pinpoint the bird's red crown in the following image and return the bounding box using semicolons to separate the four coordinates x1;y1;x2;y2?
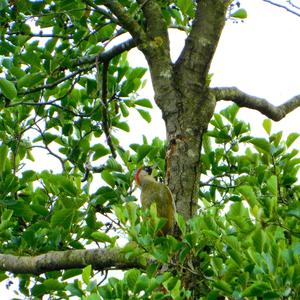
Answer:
135;167;143;186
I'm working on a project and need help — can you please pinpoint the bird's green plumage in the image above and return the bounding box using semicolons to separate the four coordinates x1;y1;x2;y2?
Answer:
140;181;175;234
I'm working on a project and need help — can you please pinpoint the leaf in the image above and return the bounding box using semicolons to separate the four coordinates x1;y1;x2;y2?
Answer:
82;265;92;285
237;185;257;208
126;202;138;226
214;280;233;294
242;282;271;297
125;269;140;290
43;278;64;291
250;138;271;154
177;0;193;15
137;109;151;123
220;104;239;123
135;99;153;108
51;209;74;230
0;0;8;11
114;121;130;132
287;202;300;219
91;231;112;243
62;269;82;280
17;72;45;88
120;102;129;117
0;78;17;100
263;119;272;135
231;8;247;19
0;144;8;176
286;132;300;148
252;227;264;253
175;213;186;234
101;170;115;187
266;175;277;196
137;144;151;162
92;144;110;160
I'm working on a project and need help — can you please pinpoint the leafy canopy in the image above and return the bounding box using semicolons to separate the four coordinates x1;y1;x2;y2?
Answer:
0;0;299;299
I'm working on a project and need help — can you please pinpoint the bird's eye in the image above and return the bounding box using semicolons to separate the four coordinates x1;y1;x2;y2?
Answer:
144;166;152;174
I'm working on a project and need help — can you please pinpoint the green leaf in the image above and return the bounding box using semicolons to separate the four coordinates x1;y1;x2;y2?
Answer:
214;280;233;294
51;209;74;230
286;132;300;148
252;227;264;253
62;269;82;280
287;202;300;219
125;269;140;290
266;175;277;196
177;0;193;14
250;138;271;154
135;99;153;108
0;78;17;100
175;213;186;234
263;119;272;135
242;282;271;297
82;265;92;285
137;144;151;162
43;278;64;291
0;144;8;176
114;121;130;132
91;231;112;243
237;185;257;208
92;144;110;160
0;0;8;11
101;170;115;187
126;202;138;226
137;109;151;123
97;23;116;40
17;72;45;88
231;8;247;19
120;102;129;117
220;104;239;123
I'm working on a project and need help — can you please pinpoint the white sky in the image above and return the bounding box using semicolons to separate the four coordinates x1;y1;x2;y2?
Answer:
3;0;300;298
126;0;300;146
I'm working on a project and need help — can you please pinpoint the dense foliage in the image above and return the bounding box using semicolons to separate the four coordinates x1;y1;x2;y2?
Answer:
0;0;300;299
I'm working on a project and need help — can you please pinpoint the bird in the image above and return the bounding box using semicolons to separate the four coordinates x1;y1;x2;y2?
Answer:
135;166;175;236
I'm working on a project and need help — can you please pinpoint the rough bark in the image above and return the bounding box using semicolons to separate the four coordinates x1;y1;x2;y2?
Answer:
0;248;143;275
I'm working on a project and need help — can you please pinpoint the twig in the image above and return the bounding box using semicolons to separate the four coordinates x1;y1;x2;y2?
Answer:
262;0;300;17
99;59;117;158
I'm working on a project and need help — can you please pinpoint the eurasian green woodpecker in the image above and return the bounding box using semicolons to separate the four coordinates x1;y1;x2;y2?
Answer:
135;167;175;235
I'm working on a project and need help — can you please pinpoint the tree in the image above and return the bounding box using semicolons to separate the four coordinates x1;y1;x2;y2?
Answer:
0;0;300;298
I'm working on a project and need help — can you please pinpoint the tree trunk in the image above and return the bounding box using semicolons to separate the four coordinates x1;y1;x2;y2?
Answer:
165;90;216;221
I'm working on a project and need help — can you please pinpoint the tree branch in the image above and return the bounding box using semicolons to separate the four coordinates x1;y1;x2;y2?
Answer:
212;86;300;121
174;0;228;96
262;0;300;17
0;248;143;275
72;38;136;67
100;60;117;158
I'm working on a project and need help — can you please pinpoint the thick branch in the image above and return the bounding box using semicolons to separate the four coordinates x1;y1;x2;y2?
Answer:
212;87;300;121
174;0;229;95
134;0;174;108
0;248;143;275
136;0;169;42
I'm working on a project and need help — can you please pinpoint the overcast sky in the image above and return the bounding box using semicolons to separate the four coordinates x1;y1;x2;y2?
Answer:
4;0;300;297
